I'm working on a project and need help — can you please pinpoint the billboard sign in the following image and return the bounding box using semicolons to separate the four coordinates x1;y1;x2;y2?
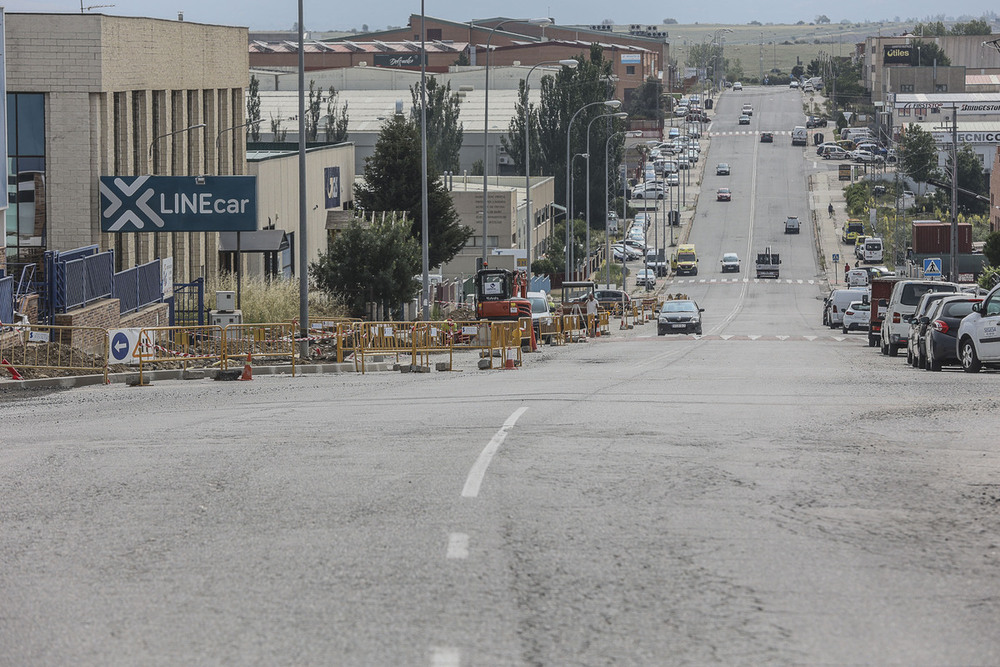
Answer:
374;53;425;68
883;45;912;65
100;175;257;233
324;166;341;209
621;54;642;64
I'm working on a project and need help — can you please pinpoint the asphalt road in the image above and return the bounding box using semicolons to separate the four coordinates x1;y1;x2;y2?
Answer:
3;87;1000;666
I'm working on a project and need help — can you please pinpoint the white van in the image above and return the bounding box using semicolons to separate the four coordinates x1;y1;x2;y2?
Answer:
880;280;959;356
863;237;884;263
841;128;872;143
791;126;808;146
825;287;870;328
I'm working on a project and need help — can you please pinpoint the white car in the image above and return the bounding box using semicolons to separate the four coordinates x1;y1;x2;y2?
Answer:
721;252;741;273
851;150;884;163
664;173;679;186
841;300;870;334
631;181;666;199
956;282;1000;372
789;80;800;88
733;82;743;91
635;269;657;288
526;291;555;343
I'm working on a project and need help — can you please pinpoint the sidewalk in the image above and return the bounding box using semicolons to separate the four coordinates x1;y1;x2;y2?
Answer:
808;167;850;290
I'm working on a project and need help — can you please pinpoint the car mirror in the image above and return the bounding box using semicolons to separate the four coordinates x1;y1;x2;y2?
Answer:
699;308;705;312
972;302;982;313
878;299;888;307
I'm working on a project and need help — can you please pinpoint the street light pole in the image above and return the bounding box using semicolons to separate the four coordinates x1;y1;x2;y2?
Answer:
569;152;588;279
296;0;308;355
420;0;430;320
604;130;627;286
524;59;578;279
478;17;552;267
565;99;622;281
586;111;627;280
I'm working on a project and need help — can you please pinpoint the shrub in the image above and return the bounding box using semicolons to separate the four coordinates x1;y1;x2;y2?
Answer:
210;274;348;323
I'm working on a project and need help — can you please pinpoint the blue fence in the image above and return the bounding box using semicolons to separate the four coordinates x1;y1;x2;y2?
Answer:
0;275;13;324
114;259;162;314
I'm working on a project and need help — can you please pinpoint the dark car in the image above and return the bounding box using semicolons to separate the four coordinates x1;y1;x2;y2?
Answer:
716;162;731;175
921;296;982;371
738;114;751;125
759;131;774;142
907;291;960;368
805;116;828;128
686;112;709;123
575;289;632;312
657;299;704;335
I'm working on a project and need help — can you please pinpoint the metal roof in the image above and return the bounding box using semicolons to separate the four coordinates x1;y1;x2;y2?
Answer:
250;40;468;55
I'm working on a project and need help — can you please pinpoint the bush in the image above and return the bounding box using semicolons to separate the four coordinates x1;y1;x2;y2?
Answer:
210;274;348;323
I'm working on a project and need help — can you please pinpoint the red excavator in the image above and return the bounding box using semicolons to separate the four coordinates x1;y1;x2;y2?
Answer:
474;268;536;349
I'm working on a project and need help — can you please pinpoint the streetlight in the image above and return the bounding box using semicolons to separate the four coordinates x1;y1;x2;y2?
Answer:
604;130;640;286
148;123;206;174
565;99;622;280
524;58;578;278
585;111;628;279
478;16;553;267
569;152;589;279
620;143;646;290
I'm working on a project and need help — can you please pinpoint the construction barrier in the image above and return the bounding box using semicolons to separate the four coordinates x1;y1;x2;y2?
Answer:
491;321;523;369
0;323;109;382
137;325;224;385
560;313;587;342
222;323;296;375
289;317;363;363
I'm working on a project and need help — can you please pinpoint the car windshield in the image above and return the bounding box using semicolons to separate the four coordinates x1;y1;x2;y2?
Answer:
723;254;738;261
529;297;548;314
663;302;697;313
718;163;728;168
677;252;696;262
719;189;730;193
902;284;956;306
849;302;870;311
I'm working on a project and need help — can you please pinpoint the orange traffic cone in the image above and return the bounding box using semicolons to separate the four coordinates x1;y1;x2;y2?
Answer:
240;352;253;381
2;357;23;380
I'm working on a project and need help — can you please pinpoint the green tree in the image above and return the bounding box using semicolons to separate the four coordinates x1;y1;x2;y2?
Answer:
911;40;951;66
983;232;1000;268
532;218;587;276
912;21;947;36
933;144;988;215
246;74;262;142
354;115;471;269
727;58;746;82
624;76;663;121
453;50;470;66
951;19;991;35
816;15;831;24
324;86;349;143
306;79;322;141
410;76;463;173
899;124;939;185
269;113;287;142
310;216;421;318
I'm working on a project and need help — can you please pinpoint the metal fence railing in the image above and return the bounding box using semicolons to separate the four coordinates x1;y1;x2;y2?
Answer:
115;259;162;314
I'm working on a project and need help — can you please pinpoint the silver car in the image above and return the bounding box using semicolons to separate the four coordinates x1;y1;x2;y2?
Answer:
721;252;741;273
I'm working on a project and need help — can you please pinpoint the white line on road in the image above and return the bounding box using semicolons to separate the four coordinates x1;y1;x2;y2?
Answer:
446;533;469;559
431;646;461;667
461;407;529;498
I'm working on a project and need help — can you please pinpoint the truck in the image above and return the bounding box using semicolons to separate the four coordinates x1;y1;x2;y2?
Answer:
791;126;808;146
755;247;781;279
784;216;800;234
866;277;901;348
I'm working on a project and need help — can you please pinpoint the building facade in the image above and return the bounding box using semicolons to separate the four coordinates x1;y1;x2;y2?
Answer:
4;12;247;283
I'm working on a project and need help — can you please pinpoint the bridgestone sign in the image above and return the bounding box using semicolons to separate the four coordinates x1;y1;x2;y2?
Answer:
100;175;257;233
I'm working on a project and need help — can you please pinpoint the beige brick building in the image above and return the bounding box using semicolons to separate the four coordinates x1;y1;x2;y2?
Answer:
4;12;248;282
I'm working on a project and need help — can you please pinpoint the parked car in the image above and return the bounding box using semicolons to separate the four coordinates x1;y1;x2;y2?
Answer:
574;289;632;310
789;80;800;88
611;244;642;261
824;287;869;328
717;188;732;201
664;172;679;186
526;290;555;344
623;238;648;255
956;282;1000;372
630;181;666;199
880;280;959;356
635;269;657;288
805;116;827;128
721;252;741;273
738;114;751;125
657;299;704;335
716;162;731;175
906;291;959;368
760;132;773;142
677;157;691;170
922;295;983;371
822;147;850;160
842;301;870;334
852;149;884;163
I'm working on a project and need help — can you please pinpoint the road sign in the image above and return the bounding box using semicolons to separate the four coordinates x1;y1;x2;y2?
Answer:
923;257;942;278
832;253;840;263
99;175;257;233
108;328;142;365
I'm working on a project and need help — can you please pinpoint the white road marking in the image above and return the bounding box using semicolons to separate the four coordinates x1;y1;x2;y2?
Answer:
431;646;461;667
720;334;733;340
462;407;529;498
447;533;469;559
777;335;789;340
748;335;760;340
804;335;817;341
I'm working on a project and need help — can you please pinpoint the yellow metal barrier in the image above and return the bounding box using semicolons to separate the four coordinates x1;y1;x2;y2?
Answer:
289;317;363;363
352;319;518;374
0;324;109;382
222;323;296;375
560;313;586;342
137;325;224;385
352;321;414;373
490;321;523;369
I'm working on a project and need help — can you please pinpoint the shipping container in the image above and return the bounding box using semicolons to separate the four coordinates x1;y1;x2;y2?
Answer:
911;220;972;254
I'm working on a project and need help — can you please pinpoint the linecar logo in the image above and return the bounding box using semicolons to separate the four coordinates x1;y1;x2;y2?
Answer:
100;175;164;231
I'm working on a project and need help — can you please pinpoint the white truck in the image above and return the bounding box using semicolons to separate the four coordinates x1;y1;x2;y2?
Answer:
755;247;781;279
791;126;808;146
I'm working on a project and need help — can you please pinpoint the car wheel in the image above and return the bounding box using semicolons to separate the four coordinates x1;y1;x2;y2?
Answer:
657;327;666;336
917;348;926;370
880;338;888;355
695;326;702;335
906;347;914;365
868;334;877;348
842;325;848;334
927;345;941;372
960;338;982;373
887;343;898;357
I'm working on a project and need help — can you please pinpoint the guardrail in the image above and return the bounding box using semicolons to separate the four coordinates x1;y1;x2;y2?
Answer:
0;323;109;382
137;325;224;385
222;323;296;375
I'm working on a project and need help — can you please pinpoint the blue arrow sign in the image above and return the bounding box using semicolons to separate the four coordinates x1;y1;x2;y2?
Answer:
111;332;131;361
923;257;942;277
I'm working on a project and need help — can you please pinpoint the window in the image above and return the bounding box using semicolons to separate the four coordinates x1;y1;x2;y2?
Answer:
626;65;635;75
6;93;46;264
935;84;948;92
900;84;914;92
427;28;442;41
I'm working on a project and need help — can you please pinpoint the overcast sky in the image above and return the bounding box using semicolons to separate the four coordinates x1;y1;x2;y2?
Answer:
5;1;995;32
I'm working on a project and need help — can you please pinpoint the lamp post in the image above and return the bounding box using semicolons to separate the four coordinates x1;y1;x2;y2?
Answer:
604;130;627;286
569;152;588;279
524;58;578;278
215;121;253;309
420;0;430;319
565;99;622;281
585;111;627;279
147;121;205;269
478;16;553;267
621;143;645;290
